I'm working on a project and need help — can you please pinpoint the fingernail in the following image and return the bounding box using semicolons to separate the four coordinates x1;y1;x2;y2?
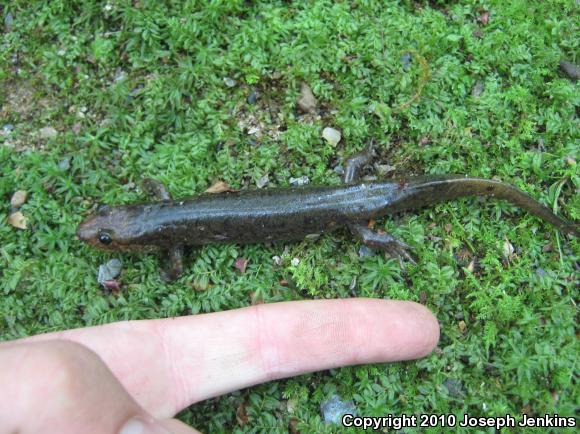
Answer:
119;416;171;434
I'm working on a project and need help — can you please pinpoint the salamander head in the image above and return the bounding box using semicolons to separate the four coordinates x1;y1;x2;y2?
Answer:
77;204;152;252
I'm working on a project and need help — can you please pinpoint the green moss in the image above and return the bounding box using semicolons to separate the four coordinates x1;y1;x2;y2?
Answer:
1;0;578;431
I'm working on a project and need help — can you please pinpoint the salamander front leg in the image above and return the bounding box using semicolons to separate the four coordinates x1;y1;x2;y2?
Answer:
343;145;376;184
141;178;172;201
349;224;415;264
161;246;184;282
140;179;184;280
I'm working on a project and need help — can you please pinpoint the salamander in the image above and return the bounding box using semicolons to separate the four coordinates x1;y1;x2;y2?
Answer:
77;148;579;280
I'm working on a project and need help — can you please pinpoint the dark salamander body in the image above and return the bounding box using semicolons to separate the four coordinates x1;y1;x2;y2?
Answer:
77;150;578;280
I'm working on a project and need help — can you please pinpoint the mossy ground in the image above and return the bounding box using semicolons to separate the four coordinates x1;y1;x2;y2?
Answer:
1;1;578;432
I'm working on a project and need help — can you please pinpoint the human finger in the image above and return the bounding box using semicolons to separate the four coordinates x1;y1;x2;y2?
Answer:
21;299;439;418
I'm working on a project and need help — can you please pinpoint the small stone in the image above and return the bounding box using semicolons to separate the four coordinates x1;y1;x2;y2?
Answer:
10;190;28;208
322;127;341;147
374;164;395;176
458;320;466;332
72;123;82;134
333;165;345;176
4;12;13;27
256;174;269;188
358;246;375;257
223;77;236;87
59;157;71;171
2;124;14;134
321;395;357;424
443;378;464;398
247;126;260;135
247;89;258;105
289;175;309;186
401;52;413;71
472;80;485;97
272;255;282;266
291;257;300;267
296;82;317;113
39;126;58;139
8;211;27;229
114;69;126;82
97;259;123;287
559;60;580;81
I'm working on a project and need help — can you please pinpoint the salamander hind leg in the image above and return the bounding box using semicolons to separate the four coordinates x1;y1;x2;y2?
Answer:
342;145;376;184
349;224;415;264
141;178;172;201
160;246;184;282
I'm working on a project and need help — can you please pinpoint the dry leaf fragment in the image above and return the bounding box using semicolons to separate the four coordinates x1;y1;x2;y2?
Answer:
503;237;514;258
458;320;466;332
477;11;490;25
234;257;249;273
236;402;248;426
10;190;28;208
8;211;27;229
205;180;231;194
542;242;553;253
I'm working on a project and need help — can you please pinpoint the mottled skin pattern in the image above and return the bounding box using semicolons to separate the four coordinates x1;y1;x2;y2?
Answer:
77;149;578;280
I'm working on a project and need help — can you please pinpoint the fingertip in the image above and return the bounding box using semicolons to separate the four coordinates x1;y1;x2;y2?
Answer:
402;301;440;358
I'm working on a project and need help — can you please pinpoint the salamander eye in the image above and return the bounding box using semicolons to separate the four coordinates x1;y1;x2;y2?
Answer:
98;231;113;245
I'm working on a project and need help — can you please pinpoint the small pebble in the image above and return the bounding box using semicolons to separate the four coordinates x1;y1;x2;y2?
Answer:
223;77;236;87
7;211;27;229
4;12;13;26
322;127;341;147
114;69;126;82
97;259;123;286
247;89;258;105
2;124;14;134
296;82;317;113
272;255;282;266
320;395;357;424
443;378;464;398
39;126;58;139
374;164;395;176
358;246;375;257
289;176;309;186
333;165;345;176
10;190;28;208
401;52;413;71
291;257;300;267
559;60;580;81
59;157;71;171
472;80;485;97
256;174;269;188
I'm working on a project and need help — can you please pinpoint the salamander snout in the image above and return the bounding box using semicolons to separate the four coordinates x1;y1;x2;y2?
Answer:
77;211;121;251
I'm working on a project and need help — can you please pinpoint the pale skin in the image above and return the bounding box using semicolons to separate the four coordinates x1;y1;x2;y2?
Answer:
0;299;440;433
